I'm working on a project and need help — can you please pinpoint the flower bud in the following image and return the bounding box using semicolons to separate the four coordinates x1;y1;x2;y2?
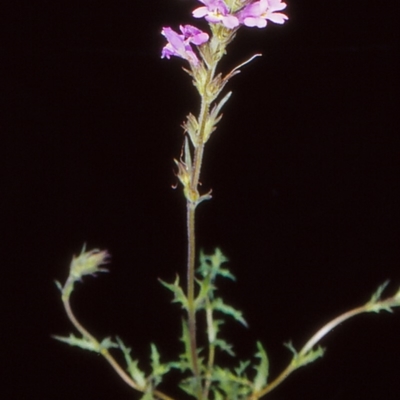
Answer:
69;247;110;281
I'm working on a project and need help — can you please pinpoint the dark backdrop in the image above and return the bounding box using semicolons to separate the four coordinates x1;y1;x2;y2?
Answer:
3;1;399;399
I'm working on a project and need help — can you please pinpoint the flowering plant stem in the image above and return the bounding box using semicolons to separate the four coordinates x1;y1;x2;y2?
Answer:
185;70;215;388
54;2;400;400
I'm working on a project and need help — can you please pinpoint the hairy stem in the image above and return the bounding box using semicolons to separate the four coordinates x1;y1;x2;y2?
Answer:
185;62;216;393
186;201;199;381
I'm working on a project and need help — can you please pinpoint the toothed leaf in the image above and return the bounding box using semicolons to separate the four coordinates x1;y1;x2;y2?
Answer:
214;338;235;356
212;297;248;327
117;337;147;388
253;342;269;391
52;334;99;352
150;343;170;387
159;275;188;310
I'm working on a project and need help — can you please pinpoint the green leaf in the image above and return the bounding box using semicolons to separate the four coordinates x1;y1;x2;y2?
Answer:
117;337;147;388
253;342;269;392
284;340;297;356
194;276;215;310
285;341;325;369
366;281;394;313
197;248;234;281
54;280;63;292
369;280;390;303
298;346;325;368
139;391;154;400
179;376;199;398
203;92;232;143
150;343;170;387
234;360;251;377
212;297;248;327
212;367;253;399
99;337;118;350
212;389;224;400
52;334;99;352
52;334;118;354
159;275;188;310
214;338;235;356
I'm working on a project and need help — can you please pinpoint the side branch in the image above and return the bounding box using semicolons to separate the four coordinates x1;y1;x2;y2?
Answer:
62;296;175;400
251;283;400;400
55;248;176;400
63;296;142;392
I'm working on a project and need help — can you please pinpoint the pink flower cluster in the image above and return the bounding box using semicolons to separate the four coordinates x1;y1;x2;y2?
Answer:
193;0;240;29
193;0;288;29
239;0;288;28
161;0;288;64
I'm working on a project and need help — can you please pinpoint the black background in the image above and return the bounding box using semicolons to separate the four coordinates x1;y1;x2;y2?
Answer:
3;1;399;399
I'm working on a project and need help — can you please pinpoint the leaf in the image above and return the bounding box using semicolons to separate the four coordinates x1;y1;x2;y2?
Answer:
197;248;234;282
214;338;235;356
179;376;199;398
182;113;199;147
284;340;297;356
139;390;154;400
194;275;215;310
369;280;390;304
212;389;224;400
117;337;147;388
212;297;248;327
297;346;325;368
54;280;63;292
52;334;99;352
253;342;269;392
234;360;251;377
203;92;232;143
99;337;118;350
212;367;253;399
366;280;394;313
150;343;170;387
284;341;325;369
159;275;188;310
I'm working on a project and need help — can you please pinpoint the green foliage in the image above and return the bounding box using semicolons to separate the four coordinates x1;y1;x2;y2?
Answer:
365;281;400;313
210;366;253;400
159;275;189;311
117;337;147;388
196;248;247;329
52;334;117;353
55;246;400;400
253;342;269;392
150;343;171;387
284;341;325;370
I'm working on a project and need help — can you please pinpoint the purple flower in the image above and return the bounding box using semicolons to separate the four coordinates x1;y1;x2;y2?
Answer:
180;24;210;46
161;25;209;66
238;0;288;28
193;0;239;29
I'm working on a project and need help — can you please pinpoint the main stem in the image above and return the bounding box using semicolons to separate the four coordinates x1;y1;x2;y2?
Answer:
185;68;214;391
186;200;199;379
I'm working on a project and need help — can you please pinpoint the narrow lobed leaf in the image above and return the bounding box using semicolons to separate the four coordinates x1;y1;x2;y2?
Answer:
253;341;269;392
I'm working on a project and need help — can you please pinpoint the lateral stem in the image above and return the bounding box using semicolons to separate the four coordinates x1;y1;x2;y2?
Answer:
251;303;372;399
62;297;176;400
